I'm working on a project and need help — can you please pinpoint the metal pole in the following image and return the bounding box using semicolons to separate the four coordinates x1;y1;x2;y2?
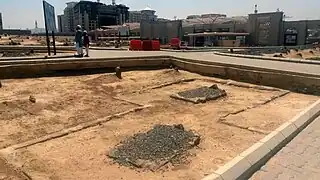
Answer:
52;31;56;55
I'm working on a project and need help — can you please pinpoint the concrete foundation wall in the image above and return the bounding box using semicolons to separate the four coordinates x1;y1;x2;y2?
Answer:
1;56;320;95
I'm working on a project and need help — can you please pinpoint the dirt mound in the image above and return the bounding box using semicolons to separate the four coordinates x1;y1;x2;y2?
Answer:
109;124;200;171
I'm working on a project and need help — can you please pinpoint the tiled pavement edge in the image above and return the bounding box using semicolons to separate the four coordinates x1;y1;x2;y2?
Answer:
202;99;320;180
250;115;320;180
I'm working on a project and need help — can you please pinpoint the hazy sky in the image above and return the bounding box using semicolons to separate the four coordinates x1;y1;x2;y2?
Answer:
0;0;320;29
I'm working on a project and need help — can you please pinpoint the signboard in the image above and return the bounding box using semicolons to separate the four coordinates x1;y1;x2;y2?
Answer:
43;0;56;32
42;0;56;55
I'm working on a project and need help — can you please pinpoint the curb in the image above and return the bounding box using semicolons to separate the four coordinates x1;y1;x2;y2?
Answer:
213;52;320;65
202;99;320;180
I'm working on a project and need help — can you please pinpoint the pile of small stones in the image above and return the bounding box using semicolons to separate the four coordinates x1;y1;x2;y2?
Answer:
108;124;200;171
177;84;226;99
0;50;35;57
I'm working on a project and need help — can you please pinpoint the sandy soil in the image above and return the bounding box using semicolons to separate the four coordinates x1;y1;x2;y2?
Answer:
0;70;318;180
0;157;26;180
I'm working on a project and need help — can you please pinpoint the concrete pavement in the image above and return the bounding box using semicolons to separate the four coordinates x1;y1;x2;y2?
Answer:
250;116;320;180
89;50;320;77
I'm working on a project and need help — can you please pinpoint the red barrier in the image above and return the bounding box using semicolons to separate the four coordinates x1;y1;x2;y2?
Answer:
170;38;181;49
129;40;142;51
142;40;153;51
152;40;160;51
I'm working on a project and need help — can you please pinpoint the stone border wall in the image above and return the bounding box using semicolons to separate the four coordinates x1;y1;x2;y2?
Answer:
1;56;320;95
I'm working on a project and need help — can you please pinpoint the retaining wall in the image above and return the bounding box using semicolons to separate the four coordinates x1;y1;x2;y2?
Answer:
1;56;320;95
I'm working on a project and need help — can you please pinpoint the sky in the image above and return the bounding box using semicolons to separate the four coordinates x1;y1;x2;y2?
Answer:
0;0;320;29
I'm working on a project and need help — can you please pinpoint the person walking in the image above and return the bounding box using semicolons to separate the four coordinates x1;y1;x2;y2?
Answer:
75;25;83;57
83;30;90;57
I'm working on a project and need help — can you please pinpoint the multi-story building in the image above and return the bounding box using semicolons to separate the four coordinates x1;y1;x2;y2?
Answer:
59;1;129;32
73;1;129;32
129;11;142;23
0;12;3;30
63;2;77;32
129;7;157;23
57;15;65;32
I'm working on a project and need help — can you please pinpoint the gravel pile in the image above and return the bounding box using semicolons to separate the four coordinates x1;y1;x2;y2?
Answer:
109;124;200;171
0;51;35;57
171;85;227;103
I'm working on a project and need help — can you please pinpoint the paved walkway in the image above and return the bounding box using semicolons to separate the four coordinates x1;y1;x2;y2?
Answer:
89;50;320;77
251;116;320;180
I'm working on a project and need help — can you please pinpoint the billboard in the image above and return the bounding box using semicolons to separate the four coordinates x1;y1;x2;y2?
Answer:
43;0;56;32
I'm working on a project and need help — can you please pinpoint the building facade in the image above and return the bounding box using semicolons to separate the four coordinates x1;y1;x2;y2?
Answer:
58;1;129;32
57;15;65;32
62;2;77;32
140;20;182;44
73;1;129;32
129;7;157;23
248;12;284;46
129;11;142;23
0;13;3;30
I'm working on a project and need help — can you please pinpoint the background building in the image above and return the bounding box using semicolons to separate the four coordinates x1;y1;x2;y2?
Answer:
63;2;77;32
57;15;65;32
58;1;129;32
187;14;226;19
129;11;142;23
0;12;3;30
140;20;182;44
30;20;46;34
129;7;157;23
200;14;227;18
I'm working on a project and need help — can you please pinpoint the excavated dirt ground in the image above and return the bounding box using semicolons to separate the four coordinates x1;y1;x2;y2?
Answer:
0;69;318;180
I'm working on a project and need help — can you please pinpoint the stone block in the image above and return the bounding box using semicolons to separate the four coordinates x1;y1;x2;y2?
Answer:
215;155;251;180
275;122;298;140
201;173;223;180
240;142;271;165
289;99;320;129
259;131;286;151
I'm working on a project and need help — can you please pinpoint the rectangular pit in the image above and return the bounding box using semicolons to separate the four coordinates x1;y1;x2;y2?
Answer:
0;69;318;180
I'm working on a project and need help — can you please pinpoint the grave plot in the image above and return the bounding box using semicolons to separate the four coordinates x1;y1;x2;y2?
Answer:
170;84;227;104
109;124;200;171
0;69;318;180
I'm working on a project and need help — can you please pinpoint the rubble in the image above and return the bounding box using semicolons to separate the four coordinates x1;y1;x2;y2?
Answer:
171;84;227;104
29;95;36;103
109;124;200;171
